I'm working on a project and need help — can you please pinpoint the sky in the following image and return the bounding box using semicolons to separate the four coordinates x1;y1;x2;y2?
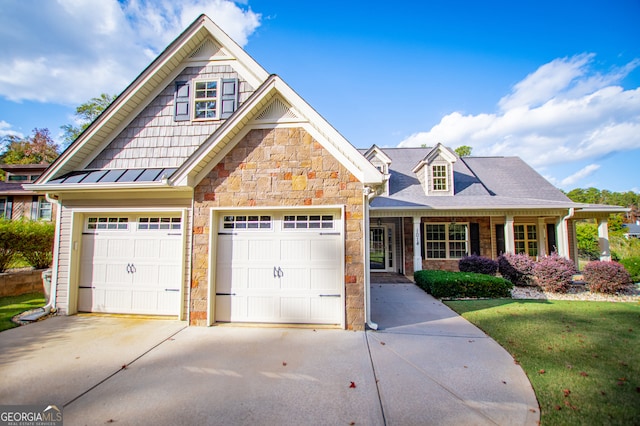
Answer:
0;0;639;192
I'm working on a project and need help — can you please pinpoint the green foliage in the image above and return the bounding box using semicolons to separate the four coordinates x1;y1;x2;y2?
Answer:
444;299;640;425
583;261;632;294
61;93;116;147
565;187;640;225
0;292;45;332
0;220;19;272
0;220;54;271
454;145;472;157
0;128;59;165
11;220;55;269
414;270;512;299
610;235;640;260
618;257;640;282
575;222;600;260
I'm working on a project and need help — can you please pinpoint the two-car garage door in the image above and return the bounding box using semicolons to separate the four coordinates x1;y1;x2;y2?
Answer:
214;210;344;325
78;215;183;316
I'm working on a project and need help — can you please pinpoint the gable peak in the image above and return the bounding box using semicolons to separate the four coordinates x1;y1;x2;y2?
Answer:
188;37;231;61
254;96;301;122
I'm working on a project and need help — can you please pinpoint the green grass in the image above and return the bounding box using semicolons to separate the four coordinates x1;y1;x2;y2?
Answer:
0;292;45;332
444;299;640;425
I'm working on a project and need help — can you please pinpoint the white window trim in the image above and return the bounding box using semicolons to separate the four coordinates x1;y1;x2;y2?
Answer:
424;222;470;260
514;224;538;257
36;196;53;221
193;78;220;121
431;164;448;192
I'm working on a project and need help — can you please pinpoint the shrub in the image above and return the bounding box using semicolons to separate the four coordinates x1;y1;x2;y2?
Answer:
619;257;640;283
497;253;535;286
12;220;55;269
533;253;578;293
414;270;513;299
0;220;18;272
458;255;498;276
583;261;632;294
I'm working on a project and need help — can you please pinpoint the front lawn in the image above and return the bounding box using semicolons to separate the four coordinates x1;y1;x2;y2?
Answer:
444;299;640;425
0;292;45;332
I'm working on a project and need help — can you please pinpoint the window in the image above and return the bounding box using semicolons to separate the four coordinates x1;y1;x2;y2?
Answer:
514;224;538;256
0;198;6;219
424;223;469;259
174;78;238;122
432;165;448;191
194;80;218;119
223;215;272;230
87;217;129;231
138;217;181;231
36;197;52;221
283;215;333;230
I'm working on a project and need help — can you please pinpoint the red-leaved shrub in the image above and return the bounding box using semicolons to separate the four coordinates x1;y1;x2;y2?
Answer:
533;253;577;293
583;261;632;294
498;253;535;286
459;255;499;276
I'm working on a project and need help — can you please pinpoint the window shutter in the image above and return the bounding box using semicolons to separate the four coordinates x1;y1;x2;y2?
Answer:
470;223;480;255
547;224;557;254
495;225;505;257
220;78;238;119
174;81;190;121
420;223;425;260
31;195;39;220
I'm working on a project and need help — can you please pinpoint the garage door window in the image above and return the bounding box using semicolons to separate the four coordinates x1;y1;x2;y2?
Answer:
283;215;334;230
223;215;272;230
138;217;181;230
86;217;129;231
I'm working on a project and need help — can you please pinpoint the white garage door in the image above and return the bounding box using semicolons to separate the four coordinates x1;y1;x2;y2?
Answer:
78;215;183;316
215;211;343;325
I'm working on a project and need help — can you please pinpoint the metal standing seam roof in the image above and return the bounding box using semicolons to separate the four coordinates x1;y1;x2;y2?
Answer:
46;168;177;185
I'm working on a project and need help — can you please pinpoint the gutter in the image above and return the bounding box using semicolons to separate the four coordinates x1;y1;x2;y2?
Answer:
363;186;378;331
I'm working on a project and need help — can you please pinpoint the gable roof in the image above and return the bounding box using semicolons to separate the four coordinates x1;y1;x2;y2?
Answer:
35;14;269;185
171;74;384;187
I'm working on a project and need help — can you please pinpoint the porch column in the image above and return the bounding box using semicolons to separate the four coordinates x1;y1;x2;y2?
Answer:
598;218;611;261
538;218;547;257
504;215;515;254
413;216;422;272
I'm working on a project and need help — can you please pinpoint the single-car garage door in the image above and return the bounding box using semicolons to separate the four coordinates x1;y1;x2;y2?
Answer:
78;215;183;315
215;210;343;325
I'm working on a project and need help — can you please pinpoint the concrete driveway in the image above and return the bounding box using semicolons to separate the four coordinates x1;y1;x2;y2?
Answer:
0;284;539;425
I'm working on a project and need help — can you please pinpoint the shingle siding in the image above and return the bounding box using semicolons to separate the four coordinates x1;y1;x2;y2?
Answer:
89;65;255;170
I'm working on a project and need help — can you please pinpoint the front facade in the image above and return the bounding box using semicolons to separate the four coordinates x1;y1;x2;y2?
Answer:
0;164;54;221
31;16;623;330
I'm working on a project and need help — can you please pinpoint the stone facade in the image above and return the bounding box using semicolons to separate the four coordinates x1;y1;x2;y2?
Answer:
0;269;46;298
191;127;366;329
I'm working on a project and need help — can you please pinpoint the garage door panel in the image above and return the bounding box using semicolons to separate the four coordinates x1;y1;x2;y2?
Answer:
248;239;277;262
105;263;129;285
246;296;276;320
133;239;160;259
107;238;134;258
280;239;309;262
310;297;341;322
159;239;181;259
310;267;341;291
280;297;309;320
247;268;280;289
280;268;309;290
311;239;341;262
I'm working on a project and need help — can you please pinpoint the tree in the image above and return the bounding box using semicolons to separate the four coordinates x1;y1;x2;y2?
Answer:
0;128;59;165
455;145;472;157
61;93;116;147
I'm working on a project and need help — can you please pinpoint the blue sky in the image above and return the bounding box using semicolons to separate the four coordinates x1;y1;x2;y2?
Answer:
1;0;639;192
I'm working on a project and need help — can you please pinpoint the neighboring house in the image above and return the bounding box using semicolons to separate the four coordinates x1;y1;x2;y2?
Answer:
0;164;54;221
623;222;640;239
30;15;624;330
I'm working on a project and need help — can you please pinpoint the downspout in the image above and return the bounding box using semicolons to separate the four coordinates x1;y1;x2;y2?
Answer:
43;193;61;314
363;186;378;330
560;208;575;261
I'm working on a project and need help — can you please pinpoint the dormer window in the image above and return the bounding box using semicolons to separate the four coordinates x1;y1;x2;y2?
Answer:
364;144;392;196
412;143;457;196
432;164;448;191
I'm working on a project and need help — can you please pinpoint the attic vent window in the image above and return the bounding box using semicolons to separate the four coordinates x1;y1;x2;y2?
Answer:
432;165;448;191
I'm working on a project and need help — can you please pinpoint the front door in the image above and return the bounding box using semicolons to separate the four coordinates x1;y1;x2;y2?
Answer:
370;224;395;271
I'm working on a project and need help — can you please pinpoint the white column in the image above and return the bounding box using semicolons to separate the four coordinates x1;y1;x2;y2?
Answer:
598;218;611;261
504;215;515;254
413;216;422;273
538;218;547;257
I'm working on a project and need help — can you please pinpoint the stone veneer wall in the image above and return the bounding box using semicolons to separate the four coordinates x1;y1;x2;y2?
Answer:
191;128;366;329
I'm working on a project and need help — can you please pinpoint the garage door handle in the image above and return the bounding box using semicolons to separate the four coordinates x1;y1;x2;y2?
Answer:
319;294;340;297
277;267;284;278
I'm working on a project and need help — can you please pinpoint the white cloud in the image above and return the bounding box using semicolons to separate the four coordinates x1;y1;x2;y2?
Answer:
559;164;601;187
0;121;23;139
399;54;640;187
0;0;261;105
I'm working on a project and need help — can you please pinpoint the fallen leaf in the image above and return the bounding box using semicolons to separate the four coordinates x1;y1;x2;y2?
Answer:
600;391;606;395
282;362;287;366
554;405;562;411
538;369;546;374
580;371;588;377
464;365;468;368
380;342;386;345
563;389;571;397
529;408;536;413
349;381;356;388
502;381;507;384
121;364;127;370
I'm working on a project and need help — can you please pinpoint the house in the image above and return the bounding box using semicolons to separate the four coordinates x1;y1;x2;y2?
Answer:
31;15;624;330
0;163;54;221
623;222;640;239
